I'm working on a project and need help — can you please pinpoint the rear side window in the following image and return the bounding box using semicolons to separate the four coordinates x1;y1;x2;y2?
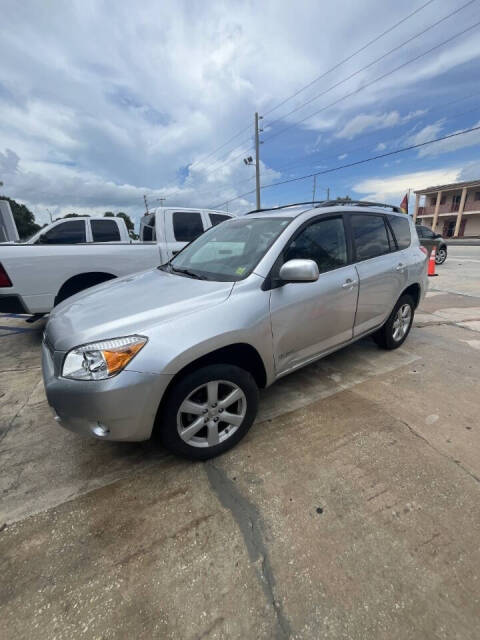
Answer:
38;220;86;244
209;213;230;227
173;211;204;242
350;214;390;261
91;219;121;242
388;215;411;249
283;216;347;274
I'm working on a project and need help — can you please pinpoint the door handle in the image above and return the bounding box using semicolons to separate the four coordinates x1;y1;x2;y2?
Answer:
342;279;358;289
395;263;405;271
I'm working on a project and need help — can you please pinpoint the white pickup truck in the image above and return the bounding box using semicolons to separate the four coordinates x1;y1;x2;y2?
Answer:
0;207;232;315
26;215;131;244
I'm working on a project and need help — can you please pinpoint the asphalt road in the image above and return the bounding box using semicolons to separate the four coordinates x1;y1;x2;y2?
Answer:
1;248;480;639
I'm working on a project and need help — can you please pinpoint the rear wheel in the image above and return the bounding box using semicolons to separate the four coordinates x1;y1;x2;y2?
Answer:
373;294;414;350
435;246;447;265
157;364;259;460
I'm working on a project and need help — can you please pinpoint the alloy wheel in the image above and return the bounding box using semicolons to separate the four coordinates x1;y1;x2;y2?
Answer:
176;380;247;448
392;304;412;342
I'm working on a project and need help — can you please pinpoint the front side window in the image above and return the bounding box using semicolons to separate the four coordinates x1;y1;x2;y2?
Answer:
283;217;347;274
91;219;121;242
350;214;390;261
167;217;290;281
173;211;204;242
388;215;411;250
37;220;86;244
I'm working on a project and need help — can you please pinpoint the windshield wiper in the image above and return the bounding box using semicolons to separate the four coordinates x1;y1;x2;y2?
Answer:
170;266;208;280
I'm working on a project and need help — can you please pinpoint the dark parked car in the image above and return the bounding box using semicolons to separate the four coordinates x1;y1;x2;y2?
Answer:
415;225;448;265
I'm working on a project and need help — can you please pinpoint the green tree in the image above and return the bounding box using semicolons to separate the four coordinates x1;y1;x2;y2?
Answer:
0;195;40;239
104;211;115;217
62;213;89;218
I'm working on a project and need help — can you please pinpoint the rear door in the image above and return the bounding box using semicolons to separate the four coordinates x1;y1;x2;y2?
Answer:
165;210;206;260
348;212;407;336
269;214;358;374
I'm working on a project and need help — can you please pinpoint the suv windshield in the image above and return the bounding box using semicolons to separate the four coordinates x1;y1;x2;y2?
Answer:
165;217;290;281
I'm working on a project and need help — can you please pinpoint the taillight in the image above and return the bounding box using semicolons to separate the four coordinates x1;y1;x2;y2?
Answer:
0;262;12;287
419;246;429;257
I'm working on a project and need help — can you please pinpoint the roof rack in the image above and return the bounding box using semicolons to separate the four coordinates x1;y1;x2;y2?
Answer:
245;199;404;215
245;201;327;215
318;199;404;213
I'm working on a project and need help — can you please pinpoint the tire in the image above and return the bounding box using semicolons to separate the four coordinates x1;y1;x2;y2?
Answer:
373;294;415;350
435;245;447;265
157;364;259;460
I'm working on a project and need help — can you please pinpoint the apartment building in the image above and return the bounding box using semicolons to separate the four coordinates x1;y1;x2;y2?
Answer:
413;178;480;237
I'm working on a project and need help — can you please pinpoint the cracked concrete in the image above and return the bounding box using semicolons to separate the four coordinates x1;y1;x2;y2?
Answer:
1;245;480;638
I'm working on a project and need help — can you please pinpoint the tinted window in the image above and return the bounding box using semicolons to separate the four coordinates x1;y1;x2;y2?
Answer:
284;217;347;274
351;214;390;261
173;211;204;242
415;226;424;238
38;220;86;244
210;213;230;227
91;219;121;242
420;225;435;238
388;215;411;249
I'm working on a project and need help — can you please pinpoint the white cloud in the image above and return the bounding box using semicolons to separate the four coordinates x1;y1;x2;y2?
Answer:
353;167;463;202
375;142;387;151
1;0;480;223
338;153;348;160
336;110;426;140
416;121;480;158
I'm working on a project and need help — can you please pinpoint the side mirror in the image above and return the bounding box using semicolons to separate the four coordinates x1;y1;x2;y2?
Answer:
278;259;319;283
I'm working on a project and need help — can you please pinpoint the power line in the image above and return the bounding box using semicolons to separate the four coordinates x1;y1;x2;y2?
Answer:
263;18;480;144
262;0;437;119
187;1;440;181
273;101;480;176
212;124;480;208
263;0;475;133
187;123;252;171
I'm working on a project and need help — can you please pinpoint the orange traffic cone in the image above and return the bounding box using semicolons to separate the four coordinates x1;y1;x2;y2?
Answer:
428;247;438;277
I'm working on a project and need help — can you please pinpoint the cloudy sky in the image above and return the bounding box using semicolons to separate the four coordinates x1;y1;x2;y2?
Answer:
1;0;480;226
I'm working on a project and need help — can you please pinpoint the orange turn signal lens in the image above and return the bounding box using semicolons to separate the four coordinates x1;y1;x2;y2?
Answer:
102;342;145;376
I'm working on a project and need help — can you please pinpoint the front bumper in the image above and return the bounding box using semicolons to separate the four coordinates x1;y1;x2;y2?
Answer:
42;342;173;441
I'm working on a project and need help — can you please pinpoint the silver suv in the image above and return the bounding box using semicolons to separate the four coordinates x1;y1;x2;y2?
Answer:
42;201;428;460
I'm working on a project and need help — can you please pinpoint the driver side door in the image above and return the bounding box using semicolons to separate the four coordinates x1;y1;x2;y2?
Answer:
269;215;358;375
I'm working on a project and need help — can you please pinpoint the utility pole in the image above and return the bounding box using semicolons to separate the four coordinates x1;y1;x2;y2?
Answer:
312;175;317;202
255;112;262;210
143;194;149;214
157;197;166;207
327;187;330;200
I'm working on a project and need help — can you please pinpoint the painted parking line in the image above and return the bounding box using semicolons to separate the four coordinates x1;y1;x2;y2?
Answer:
0;313;28;319
0;325;38;336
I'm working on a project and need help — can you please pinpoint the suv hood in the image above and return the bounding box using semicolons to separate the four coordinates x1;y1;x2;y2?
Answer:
47;268;234;351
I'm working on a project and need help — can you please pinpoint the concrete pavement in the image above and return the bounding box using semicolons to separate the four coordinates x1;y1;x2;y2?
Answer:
1;249;480;639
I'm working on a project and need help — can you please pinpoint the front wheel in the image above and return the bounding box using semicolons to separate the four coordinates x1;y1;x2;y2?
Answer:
157;364;259;460
373;294;414;350
435;246;447;265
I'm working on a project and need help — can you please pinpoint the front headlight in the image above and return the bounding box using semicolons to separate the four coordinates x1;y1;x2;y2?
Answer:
62;335;147;381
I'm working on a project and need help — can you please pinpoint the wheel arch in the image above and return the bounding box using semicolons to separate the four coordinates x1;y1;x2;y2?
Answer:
55;271;117;305
153;342;267;433
401;282;421;308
